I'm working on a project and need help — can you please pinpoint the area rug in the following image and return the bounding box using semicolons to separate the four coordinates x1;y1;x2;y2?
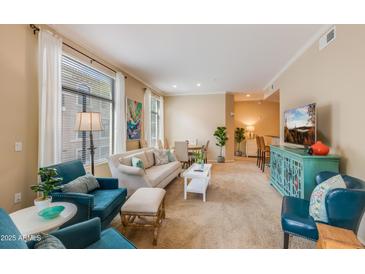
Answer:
111;158;315;249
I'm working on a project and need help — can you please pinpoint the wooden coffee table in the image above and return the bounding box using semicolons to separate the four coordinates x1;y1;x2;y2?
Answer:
182;163;212;202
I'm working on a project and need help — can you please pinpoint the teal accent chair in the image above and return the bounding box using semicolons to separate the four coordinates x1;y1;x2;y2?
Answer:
0;208;135;249
45;160;127;229
281;171;365;248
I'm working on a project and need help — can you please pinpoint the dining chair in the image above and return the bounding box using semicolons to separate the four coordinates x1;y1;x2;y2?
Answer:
203;140;210;163
255;136;261;167
157;139;163;149
259;136;270;172
174;141;190;169
140;139;148;148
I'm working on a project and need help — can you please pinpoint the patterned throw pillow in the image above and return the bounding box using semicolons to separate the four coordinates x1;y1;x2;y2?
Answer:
153;149;169;166
309;175;346;223
62;174;100;193
33;233;66;249
131;156;145;169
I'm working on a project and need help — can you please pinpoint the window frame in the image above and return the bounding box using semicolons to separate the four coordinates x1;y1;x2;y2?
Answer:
61;54;115;165
150;95;161;147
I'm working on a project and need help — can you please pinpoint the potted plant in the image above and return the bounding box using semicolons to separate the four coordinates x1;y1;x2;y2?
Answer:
30;168;63;211
234;127;245;156
193;150;205;170
213;126;228;163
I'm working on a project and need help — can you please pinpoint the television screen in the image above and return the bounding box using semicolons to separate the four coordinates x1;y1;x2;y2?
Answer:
284;103;316;146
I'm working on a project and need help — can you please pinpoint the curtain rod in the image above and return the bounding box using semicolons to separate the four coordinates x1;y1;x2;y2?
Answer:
30;24;127;78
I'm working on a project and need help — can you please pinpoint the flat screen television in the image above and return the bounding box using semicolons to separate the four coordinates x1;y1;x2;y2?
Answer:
284;103;316;146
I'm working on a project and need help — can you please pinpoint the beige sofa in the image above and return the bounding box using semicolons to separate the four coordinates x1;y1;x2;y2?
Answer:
108;148;182;196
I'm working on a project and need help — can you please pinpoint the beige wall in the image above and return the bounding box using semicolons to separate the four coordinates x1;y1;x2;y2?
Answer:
234;100;280;139
0;25;38;212
165;94;226;161
270;24;365;179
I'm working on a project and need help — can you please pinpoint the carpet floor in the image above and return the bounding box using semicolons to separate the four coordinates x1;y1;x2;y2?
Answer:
111;158;315;249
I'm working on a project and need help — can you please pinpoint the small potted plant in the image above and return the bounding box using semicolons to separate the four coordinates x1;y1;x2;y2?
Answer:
213;126;228;163
234;127;245;156
194;150;205;170
30;168;63;211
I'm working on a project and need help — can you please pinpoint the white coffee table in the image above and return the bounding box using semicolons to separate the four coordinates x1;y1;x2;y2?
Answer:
182;163;212;202
10;202;77;236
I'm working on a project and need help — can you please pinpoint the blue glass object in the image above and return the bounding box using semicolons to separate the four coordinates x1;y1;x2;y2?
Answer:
38;206;65;220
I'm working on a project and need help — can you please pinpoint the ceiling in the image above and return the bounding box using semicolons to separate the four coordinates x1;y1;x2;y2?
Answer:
52;24;326;95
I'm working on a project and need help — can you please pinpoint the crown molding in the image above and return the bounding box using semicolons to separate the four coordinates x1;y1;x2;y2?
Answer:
166;91;227;96
263;24;332;91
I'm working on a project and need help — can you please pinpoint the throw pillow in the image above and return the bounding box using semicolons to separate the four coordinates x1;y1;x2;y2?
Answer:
166;150;176;162
62;174;100;193
153;149;169;166
309;175;346;223
33;233;66;249
131;156;145;169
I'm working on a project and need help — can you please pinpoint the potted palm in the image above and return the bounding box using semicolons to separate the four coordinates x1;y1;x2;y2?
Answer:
30;168;63;211
213;126;228;163
234;127;245;156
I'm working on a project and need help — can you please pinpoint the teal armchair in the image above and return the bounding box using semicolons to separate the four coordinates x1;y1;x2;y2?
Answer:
45;160;127;229
0;208;135;249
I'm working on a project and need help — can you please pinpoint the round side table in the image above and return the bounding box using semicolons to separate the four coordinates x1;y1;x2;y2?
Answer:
10;202;77;236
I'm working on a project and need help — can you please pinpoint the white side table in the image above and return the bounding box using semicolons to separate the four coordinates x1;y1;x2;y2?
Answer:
10;202;77;236
182;163;212;202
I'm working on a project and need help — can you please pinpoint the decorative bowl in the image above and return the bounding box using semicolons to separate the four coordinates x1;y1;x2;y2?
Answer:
38;205;65;220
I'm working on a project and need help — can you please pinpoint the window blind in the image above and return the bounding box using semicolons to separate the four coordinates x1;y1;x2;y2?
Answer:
61;55;114;165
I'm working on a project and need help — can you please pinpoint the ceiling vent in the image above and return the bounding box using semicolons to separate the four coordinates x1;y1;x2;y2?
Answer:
319;26;336;51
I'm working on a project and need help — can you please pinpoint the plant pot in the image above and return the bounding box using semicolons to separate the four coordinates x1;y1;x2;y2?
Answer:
34;197;52;211
200;163;205;170
217;156;225;163
235;151;242;156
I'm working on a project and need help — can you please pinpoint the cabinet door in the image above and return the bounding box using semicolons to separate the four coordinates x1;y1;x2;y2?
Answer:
283;156;303;198
270;149;284;193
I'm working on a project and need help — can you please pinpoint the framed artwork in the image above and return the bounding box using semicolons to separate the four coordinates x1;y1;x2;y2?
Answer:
126;98;142;140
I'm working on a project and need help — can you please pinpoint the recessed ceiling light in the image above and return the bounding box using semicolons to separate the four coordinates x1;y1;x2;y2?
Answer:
196;83;201;87
246;94;251;97
172;85;177;88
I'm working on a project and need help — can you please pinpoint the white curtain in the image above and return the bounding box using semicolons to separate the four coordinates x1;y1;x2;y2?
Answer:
114;72;126;153
38;30;63;167
144;88;152;146
159;95;165;144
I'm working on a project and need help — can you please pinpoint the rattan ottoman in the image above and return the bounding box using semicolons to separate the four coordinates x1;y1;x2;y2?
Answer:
120;188;166;245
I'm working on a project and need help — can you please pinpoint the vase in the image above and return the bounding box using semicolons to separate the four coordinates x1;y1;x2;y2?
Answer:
311;141;330;156
200;163;205;170
34;197;52;211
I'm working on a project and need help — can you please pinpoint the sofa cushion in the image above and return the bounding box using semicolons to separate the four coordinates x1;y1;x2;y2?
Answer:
62;174;100;194
145;161;181;187
153;149;169;166
33;233;66;249
90;188;127;220
144;150;155;168
120;151;148;168
86;228;136;249
309;174;346;223
281;196;318;240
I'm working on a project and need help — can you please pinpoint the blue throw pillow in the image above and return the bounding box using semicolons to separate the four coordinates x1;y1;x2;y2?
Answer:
166;150;176;162
131;156;145;169
33;233;65;249
62;174;100;193
309;175;346;223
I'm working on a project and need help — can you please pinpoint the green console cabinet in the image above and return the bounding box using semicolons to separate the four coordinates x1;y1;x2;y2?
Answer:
270;145;340;200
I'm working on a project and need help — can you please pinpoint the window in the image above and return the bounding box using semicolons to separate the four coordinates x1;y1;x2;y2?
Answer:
61;55;114;165
150;96;161;147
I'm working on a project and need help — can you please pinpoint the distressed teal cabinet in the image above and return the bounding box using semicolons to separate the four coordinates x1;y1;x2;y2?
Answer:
270;145;340;200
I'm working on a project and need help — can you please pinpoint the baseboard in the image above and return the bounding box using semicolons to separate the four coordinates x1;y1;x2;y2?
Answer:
207;159;235;163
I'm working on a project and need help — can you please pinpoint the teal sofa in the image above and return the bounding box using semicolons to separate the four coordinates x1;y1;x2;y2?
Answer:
0;208;135;249
45;160;127;229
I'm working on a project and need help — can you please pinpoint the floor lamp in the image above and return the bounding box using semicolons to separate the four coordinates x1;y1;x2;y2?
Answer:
74;112;103;175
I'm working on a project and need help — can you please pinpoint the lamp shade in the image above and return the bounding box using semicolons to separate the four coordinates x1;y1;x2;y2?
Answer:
74;112;103;131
